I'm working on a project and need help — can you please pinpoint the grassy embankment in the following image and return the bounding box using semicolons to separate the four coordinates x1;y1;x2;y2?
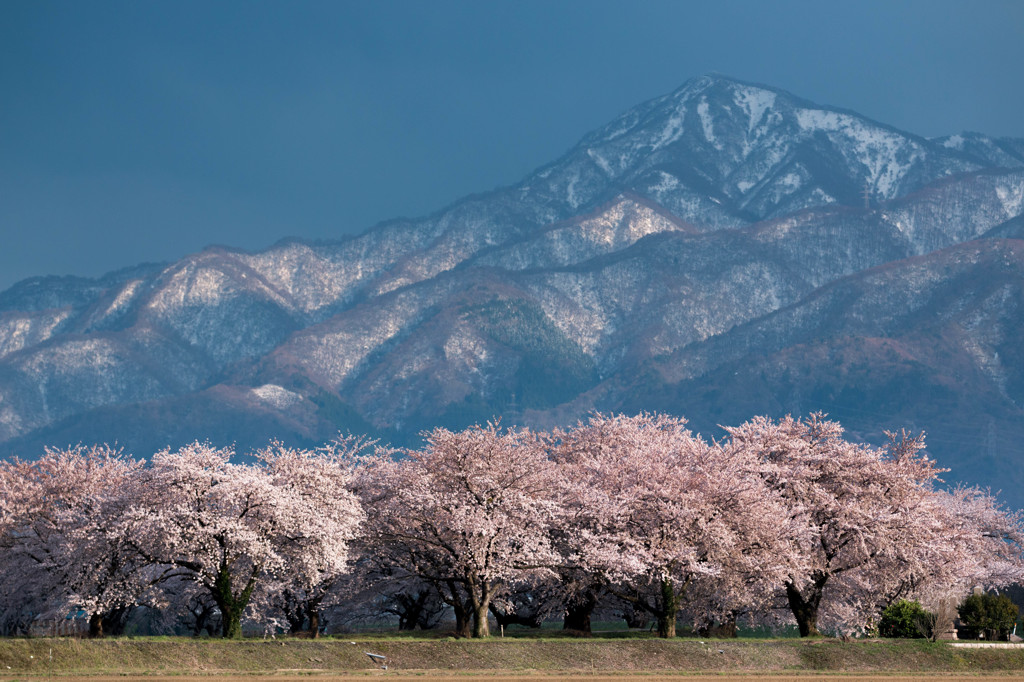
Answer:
1;636;1023;676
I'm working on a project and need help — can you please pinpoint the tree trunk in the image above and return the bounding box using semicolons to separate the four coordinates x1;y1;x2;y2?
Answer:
656;576;680;638
470;580;492;638
88;606;131;638
308;609;320;638
206;615;220;637
296;593;323;638
219;603;243;639
102;606;132;636
211;564;258;639
441;580;472;638
786;579;824;637
563;589;599;633
699;612;739;638
192;606;211;637
622;602;649;630
285;610;305;635
394;591;430;630
88;613;104;639
282;589;310;635
656;612;676;637
615;576;687;636
453;604;471;638
472;603;490;637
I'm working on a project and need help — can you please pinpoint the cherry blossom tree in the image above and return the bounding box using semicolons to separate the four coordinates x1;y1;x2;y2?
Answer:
126;441;363;638
0;445;149;637
552;413;799;638
360;422;560;638
903;485;1024;623
0;458;50;635
257;438;367;636
1;411;1017;639
723;414;965;636
938;486;1024;589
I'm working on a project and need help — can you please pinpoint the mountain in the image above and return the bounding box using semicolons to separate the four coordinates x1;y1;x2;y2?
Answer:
2;75;1024;504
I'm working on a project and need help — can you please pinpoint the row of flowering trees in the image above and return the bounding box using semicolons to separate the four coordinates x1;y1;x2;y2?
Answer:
0;439;365;638
1;413;1021;639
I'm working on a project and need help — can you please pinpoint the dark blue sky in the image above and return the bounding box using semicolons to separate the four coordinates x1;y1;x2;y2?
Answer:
2;0;1022;292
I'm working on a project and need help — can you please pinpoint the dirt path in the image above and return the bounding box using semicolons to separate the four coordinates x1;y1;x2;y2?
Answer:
8;671;1024;675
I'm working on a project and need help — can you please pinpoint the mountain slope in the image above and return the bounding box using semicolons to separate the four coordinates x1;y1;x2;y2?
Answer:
2;74;1023;505
607;238;1024;502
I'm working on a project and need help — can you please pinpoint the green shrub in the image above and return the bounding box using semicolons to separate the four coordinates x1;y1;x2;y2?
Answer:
878;599;931;638
958;592;1019;641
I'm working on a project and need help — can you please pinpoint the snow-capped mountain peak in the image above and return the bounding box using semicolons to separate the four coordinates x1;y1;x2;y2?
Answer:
2;75;1024;506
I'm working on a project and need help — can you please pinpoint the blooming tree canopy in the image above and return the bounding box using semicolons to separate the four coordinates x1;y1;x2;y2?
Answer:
723;414;988;636
553;413;800;637
0;411;1018;639
0;445;146;637
257;438;366;636
361;422;560;637
127;441;363;638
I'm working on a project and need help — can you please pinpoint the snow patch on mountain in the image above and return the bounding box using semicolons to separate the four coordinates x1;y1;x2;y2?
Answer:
251;384;303;410
697;97;720;148
942;134;965;150
733;86;777;135
443;328;490;373
586;148;613;176
779;173;802;191
566;172;582;209
795;108;924;198
997;183;1024;218
0;310;71;359
649;172;681;195
654;108;686;151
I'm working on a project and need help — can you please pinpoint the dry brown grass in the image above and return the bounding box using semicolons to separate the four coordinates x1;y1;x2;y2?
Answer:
2;671;1024;675
1;638;1023;678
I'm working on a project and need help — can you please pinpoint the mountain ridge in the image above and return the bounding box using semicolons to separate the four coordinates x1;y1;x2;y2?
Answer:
3;74;1024;504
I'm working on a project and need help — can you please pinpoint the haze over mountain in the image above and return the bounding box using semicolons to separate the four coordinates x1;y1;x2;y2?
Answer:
2;76;1023;505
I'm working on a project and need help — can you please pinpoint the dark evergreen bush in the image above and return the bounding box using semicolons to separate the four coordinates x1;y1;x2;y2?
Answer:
878;599;931;638
958;593;1019;640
